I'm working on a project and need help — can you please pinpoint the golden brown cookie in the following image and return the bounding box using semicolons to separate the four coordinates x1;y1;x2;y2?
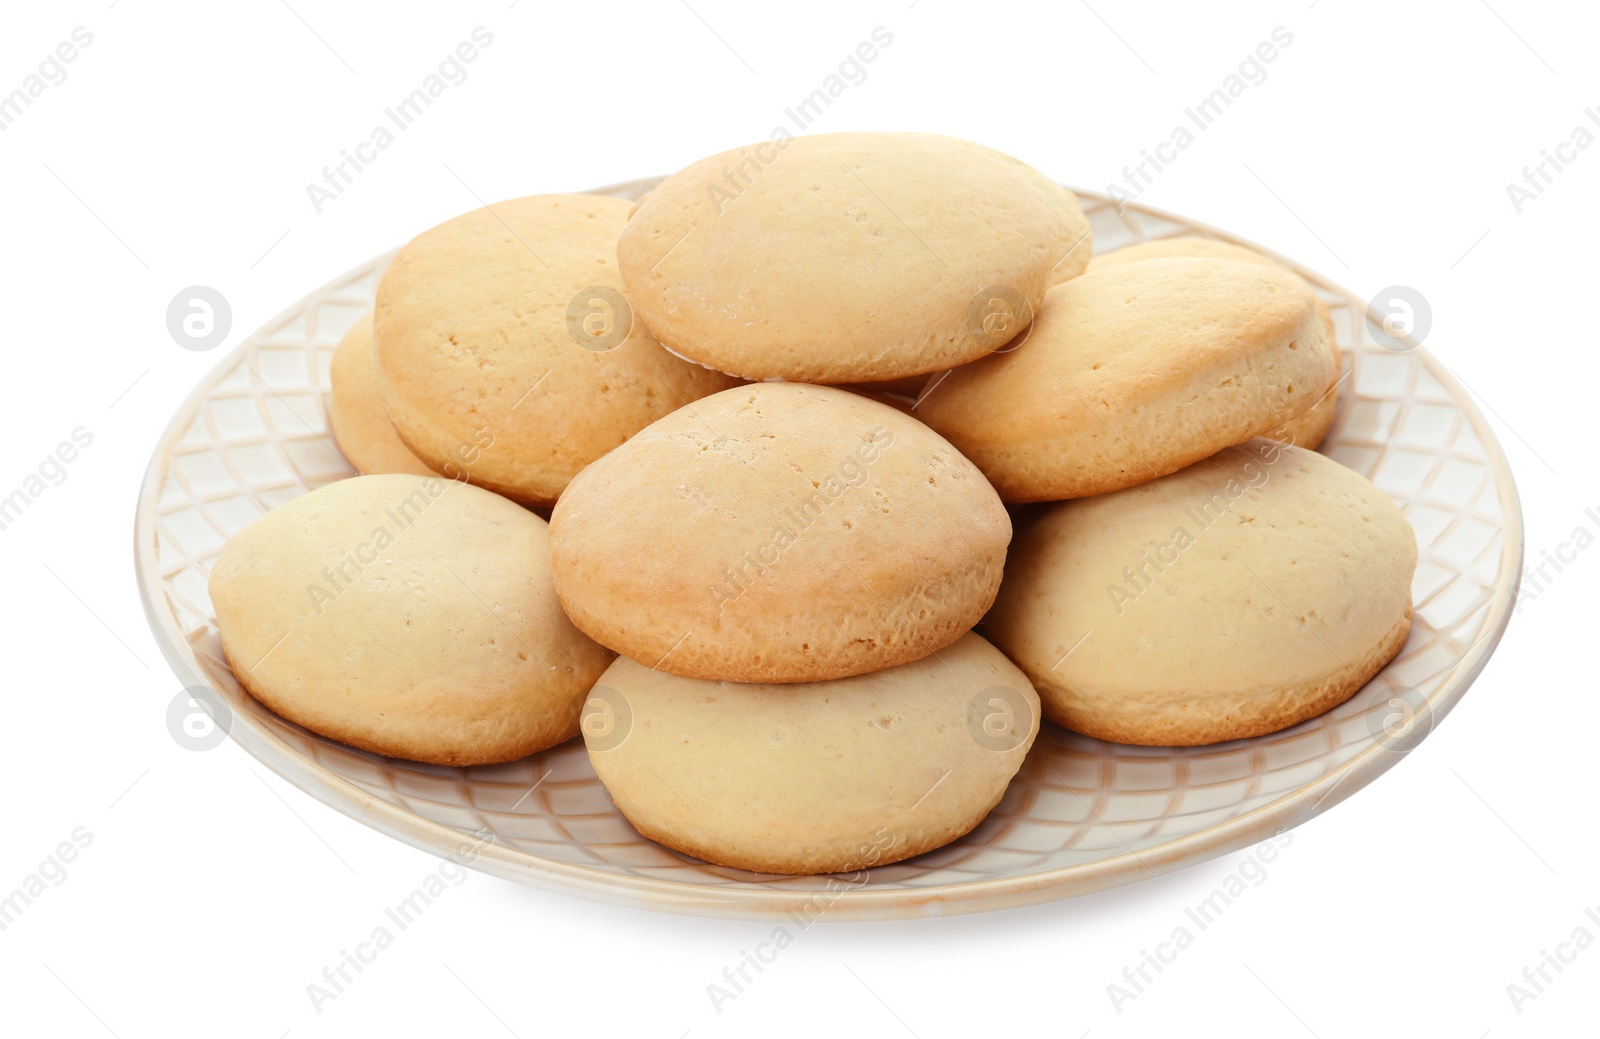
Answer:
917;258;1336;502
959;138;1092;285
617;132;1061;383
327;314;436;477
984;440;1416;745
1089;237;1341;449
209;474;614;765
549;382;1011;683
583;632;1039;874
373;194;739;507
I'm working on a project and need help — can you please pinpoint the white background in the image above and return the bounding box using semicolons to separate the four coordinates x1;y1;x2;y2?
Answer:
0;0;1593;1035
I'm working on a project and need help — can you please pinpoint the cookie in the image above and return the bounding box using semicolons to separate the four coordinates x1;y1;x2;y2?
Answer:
549;382;1011;683
1089;237;1340;449
959;138;1092;285
583;632;1039;875
1272;373;1338;452
209;474;614;765
917;257;1337;502
327;314;437;477
984;440;1417;745
1088;235;1287;270
616;132;1061;383
373;194;740;507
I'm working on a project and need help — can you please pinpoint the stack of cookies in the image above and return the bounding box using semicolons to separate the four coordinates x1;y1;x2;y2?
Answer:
209;131;1417;877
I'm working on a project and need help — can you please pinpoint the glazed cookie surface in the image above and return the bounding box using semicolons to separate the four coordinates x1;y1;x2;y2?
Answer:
917;257;1336;501
209;474;614;765
549;383;1011;683
328;314;437;477
984;440;1417;745
1089;237;1340;449
583;632;1039;875
373;193;739;507
616;132;1060;383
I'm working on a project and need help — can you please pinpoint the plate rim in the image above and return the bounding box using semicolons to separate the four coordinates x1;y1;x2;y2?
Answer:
134;181;1525;920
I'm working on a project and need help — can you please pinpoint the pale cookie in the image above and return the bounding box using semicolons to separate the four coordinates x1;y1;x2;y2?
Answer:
1089;237;1340;449
984;440;1417;746
328;314;437;477
616;132;1061;383
549;383;1011;683
373;194;739;507
583;632;1039;875
209;474;614;765
917;257;1336;502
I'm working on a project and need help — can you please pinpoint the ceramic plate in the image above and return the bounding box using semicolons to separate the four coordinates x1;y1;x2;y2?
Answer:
135;179;1522;920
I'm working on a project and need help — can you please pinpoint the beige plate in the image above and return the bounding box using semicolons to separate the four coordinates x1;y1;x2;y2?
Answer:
135;179;1523;920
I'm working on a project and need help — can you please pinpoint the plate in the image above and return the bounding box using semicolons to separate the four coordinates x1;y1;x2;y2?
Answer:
135;179;1523;920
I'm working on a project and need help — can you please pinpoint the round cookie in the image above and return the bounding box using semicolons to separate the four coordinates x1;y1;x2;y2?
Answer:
959;138;1092;285
616;132;1061;383
1090;237;1341;449
209;474;614;765
583;632;1039;875
328;314;437;477
373;194;740;507
917;257;1337;502
984;440;1417;746
1089;235;1296;272
549;382;1012;683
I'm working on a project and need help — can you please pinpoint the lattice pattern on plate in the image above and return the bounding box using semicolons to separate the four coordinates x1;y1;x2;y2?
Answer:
135;181;1522;919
